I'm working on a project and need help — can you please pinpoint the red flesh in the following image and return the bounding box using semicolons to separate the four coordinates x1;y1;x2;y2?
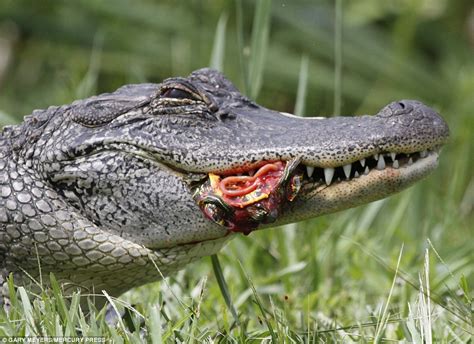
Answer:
219;162;282;197
194;160;301;236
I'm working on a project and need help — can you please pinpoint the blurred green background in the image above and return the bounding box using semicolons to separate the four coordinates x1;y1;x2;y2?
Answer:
2;0;472;120
0;0;472;341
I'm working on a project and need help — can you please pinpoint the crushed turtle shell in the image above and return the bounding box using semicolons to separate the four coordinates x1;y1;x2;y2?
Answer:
193;158;302;234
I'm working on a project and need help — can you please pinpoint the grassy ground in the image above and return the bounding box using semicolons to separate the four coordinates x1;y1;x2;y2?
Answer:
0;1;473;342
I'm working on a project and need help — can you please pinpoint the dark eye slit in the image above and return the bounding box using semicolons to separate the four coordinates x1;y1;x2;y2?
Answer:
161;88;194;99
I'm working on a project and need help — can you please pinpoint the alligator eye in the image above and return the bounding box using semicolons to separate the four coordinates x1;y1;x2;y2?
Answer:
161;88;195;100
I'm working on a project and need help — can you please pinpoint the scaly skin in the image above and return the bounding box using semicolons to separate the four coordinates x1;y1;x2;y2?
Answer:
0;68;449;307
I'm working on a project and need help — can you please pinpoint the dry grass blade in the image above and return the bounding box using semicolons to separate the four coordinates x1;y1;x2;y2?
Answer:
373;244;404;342
239;260;277;342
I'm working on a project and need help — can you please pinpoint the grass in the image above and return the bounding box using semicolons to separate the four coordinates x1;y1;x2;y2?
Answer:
0;0;473;342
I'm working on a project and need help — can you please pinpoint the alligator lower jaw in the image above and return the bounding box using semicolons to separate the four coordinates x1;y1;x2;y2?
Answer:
192;148;440;235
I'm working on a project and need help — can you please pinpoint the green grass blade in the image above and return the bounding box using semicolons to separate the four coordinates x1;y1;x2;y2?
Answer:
210;13;228;72
49;273;76;335
7;273;18;311
294;55;309;117
54;314;63;337
65;292;81;337
235;0;248;95
149;304;163;344
75;32;103;99
162;311;194;342
211;254;239;325
333;0;343;115
102;290;130;342
248;0;272;100
239;260;277;342
18;287;36;336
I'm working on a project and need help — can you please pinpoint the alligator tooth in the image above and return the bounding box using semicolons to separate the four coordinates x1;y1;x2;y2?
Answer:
354;171;360;178
306;166;315;178
364;166;370;175
392;160;399;169
408;157;413;165
376;155;386;170
360;158;365;167
343;164;352;179
390;152;396;161
420;150;428;158
324;168;335;185
248;169;255;176
373;153;379;160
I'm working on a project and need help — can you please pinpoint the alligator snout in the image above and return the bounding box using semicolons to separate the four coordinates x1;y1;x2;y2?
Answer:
381;100;449;131
374;100;449;154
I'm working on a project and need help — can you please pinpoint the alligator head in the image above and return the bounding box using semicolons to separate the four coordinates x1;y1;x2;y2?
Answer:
0;68;450;304
22;68;448;250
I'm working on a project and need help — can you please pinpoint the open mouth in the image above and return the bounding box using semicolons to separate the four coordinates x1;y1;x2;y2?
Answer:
192;148;438;235
302;149;436;186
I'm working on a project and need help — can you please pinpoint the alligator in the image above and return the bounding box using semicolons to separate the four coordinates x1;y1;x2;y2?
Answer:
0;68;449;308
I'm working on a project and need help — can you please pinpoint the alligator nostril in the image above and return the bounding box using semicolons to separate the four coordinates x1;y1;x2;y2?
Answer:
398;101;406;109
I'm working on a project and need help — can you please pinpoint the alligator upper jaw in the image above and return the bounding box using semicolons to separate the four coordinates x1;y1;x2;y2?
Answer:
192;146;441;234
